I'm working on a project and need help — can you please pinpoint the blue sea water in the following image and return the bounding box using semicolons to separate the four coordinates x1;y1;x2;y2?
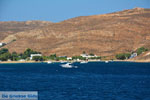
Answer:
0;62;150;100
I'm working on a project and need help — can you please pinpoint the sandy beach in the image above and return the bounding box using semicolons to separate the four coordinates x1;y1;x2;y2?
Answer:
0;59;150;64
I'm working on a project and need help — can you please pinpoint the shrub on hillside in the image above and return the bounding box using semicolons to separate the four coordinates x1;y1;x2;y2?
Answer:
116;53;131;60
136;47;148;55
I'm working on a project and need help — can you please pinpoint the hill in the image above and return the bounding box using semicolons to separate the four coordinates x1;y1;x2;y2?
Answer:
0;20;52;42
0;8;150;57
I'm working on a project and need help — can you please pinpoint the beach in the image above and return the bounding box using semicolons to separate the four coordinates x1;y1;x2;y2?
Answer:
0;59;150;64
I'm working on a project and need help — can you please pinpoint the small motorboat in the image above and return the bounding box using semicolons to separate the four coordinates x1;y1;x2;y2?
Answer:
47;61;52;64
105;61;109;63
61;63;73;68
80;61;88;64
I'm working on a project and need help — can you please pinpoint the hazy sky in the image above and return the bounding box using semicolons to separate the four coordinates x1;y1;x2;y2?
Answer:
0;0;150;22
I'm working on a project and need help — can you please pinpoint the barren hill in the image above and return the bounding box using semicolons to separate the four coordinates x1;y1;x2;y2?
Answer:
0;20;52;41
1;8;150;57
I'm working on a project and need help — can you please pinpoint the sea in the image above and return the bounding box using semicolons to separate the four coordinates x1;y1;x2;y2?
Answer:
0;62;150;100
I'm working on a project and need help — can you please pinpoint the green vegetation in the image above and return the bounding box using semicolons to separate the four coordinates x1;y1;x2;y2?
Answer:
32;56;43;61
0;48;8;55
1;47;149;62
115;47;149;60
0;48;41;61
82;51;86;54
88;56;101;60
42;56;50;61
11;52;19;61
72;56;86;60
116;53;131;60
136;47;148;55
15;48;41;59
49;54;57;60
0;48;11;61
23;48;41;59
12;39;16;42
0;48;102;62
47;54;67;61
57;56;67;61
89;53;94;56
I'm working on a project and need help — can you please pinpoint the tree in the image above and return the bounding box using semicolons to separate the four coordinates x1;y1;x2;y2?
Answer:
72;56;86;60
89;56;101;60
136;47;148;55
55;57;60;61
0;48;43;61
125;53;131;59
49;54;57;60
58;57;67;61
23;48;41;59
12;39;16;42
32;56;43;61
0;48;9;55
82;51;86;54
11;52;18;61
42;56;49;61
50;54;56;57
0;48;11;61
116;53;131;60
0;52;11;61
89;53;94;56
24;48;31;57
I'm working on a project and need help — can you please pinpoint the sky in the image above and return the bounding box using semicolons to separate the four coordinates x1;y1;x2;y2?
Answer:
0;0;150;22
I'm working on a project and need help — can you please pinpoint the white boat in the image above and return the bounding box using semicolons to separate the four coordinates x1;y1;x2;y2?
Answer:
105;61;109;63
80;61;88;64
47;61;52;64
61;63;73;68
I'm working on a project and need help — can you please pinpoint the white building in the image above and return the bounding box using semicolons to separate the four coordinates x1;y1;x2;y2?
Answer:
7;59;12;61
0;43;6;47
19;59;26;62
30;54;42;60
129;53;137;59
67;57;72;60
80;54;97;58
0;43;2;46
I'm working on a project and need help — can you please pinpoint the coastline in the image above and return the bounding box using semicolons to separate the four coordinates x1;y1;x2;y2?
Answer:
0;61;38;64
0;59;150;64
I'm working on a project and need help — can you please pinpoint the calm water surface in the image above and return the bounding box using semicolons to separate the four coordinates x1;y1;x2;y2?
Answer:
0;62;150;100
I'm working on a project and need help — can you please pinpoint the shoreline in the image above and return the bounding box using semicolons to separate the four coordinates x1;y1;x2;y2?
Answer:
0;60;150;64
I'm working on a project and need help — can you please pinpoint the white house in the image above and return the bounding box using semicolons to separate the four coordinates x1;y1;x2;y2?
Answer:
80;54;97;58
80;54;89;58
59;56;67;58
19;59;26;62
67;57;72;60
0;43;2;46
30;54;42;60
129;53;137;59
0;43;6;47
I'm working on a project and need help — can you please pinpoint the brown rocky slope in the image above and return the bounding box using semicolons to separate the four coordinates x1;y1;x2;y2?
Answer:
1;8;150;57
0;20;52;42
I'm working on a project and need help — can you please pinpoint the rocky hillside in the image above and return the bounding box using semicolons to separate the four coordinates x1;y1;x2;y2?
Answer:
0;20;52;41
0;8;150;57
